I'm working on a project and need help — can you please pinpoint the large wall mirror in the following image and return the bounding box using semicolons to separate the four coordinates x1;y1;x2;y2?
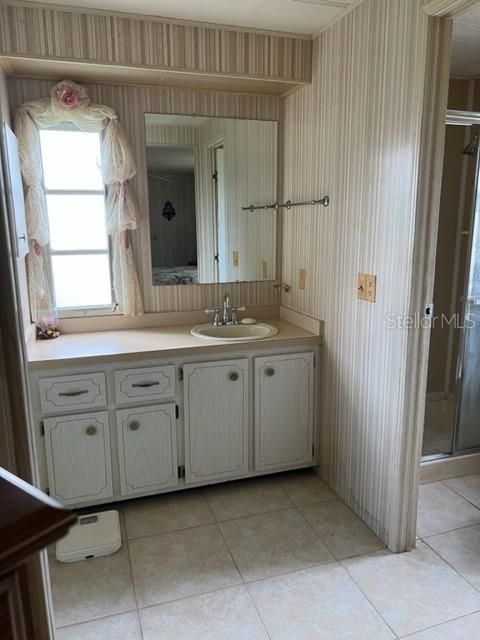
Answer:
144;113;278;285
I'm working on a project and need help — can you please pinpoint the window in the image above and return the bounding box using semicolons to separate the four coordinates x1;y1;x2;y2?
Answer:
39;127;113;312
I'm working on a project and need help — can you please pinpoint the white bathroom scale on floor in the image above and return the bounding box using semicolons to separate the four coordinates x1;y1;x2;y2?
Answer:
56;510;121;563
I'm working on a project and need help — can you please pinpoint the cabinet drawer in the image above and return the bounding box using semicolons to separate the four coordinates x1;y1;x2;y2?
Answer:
43;410;113;505
114;365;176;405
39;372;106;414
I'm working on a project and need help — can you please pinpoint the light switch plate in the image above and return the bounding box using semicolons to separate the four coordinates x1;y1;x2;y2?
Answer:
358;273;376;302
233;251;239;266
299;268;306;290
262;260;268;279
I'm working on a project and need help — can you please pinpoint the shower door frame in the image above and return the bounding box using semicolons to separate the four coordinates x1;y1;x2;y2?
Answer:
421;111;480;462
449;111;480;456
422;112;480;461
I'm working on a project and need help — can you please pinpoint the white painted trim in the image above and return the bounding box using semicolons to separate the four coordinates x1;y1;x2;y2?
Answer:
447;110;480;125
424;0;479;17
395;17;453;552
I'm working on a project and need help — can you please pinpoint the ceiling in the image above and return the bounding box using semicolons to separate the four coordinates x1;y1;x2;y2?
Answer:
452;3;480;78
20;0;356;36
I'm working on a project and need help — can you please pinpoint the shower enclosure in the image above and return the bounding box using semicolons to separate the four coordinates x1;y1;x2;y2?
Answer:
423;110;480;458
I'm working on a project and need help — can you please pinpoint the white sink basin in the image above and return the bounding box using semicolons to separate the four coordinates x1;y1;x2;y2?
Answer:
191;322;278;341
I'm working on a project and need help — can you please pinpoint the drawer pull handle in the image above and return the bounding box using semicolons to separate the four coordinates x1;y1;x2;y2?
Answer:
132;381;160;388
86;425;97;436
59;389;89;397
229;372;239;381
265;367;275;377
129;421;140;431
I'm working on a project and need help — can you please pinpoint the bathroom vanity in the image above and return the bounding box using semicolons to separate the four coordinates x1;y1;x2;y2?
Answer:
28;320;320;508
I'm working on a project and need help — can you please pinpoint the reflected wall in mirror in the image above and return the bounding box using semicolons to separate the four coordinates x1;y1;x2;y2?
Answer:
144;114;278;285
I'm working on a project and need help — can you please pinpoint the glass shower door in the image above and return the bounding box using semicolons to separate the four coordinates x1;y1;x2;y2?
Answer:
455;151;480;452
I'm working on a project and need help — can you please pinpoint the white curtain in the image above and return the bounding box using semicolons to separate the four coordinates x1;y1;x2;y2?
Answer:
15;80;144;317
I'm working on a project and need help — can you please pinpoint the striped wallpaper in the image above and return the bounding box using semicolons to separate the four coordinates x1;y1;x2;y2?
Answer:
0;1;312;85
281;0;445;550
8;77;283;312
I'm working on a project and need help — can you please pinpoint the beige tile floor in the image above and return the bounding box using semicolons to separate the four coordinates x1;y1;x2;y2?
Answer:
51;470;480;639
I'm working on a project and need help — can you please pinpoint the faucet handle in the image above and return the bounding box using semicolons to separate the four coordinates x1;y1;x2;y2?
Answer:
230;306;246;325
205;308;221;326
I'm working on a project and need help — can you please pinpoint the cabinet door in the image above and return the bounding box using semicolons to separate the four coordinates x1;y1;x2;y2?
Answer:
255;352;314;471
116;404;178;496
44;411;112;505
184;359;248;483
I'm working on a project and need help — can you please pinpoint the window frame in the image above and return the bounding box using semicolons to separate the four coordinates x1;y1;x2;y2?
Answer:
39;125;117;317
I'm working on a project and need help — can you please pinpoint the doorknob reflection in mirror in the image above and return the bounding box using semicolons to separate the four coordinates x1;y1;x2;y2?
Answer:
265;367;275;377
129;420;140;431
86;425;97;436
229;372;239;381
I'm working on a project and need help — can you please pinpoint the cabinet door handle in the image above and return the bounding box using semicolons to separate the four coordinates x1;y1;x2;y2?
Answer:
129;420;140;431
132;381;160;388
59;389;89;397
265;367;275;377
229;371;239;381
86;425;97;436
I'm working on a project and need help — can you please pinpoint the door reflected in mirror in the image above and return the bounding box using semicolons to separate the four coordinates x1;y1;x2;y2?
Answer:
144;114;278;285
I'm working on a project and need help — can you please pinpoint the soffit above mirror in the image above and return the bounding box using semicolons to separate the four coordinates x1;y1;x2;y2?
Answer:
0;2;314;96
0;57;302;97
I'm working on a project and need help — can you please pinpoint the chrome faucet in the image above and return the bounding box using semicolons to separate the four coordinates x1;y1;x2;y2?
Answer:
205;292;246;326
223;292;232;325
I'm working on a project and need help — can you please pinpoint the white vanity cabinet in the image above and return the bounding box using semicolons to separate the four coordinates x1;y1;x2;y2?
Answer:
183;359;249;483
255;352;314;471
30;339;318;508
43;410;113;505
116;403;178;496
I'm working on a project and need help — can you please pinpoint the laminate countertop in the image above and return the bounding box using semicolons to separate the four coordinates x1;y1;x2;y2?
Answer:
27;319;321;369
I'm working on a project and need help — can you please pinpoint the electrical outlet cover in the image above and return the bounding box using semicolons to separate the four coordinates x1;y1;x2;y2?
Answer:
365;275;377;302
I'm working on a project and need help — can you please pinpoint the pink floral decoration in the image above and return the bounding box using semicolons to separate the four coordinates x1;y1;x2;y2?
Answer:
55;86;80;109
51;80;90;110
